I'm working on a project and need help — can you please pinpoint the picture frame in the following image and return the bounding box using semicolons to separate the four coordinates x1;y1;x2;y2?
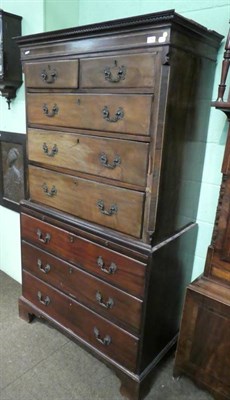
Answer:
0;131;27;212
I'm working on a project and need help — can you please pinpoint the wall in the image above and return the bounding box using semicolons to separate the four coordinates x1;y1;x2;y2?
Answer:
0;0;229;282
44;0;79;31
0;0;45;282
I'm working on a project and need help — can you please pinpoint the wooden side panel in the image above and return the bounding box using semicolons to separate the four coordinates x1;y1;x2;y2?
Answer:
174;279;230;400
151;47;217;244
141;225;196;371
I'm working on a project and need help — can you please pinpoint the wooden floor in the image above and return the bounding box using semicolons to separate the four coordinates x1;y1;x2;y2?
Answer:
0;270;214;400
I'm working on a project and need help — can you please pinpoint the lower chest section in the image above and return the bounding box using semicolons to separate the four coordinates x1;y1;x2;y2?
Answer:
22;270;139;371
20;208;149;373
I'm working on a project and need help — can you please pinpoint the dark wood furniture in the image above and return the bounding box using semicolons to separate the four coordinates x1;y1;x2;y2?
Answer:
174;29;230;400
0;10;22;108
16;10;222;400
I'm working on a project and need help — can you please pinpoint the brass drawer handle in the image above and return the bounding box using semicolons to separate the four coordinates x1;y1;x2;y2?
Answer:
36;229;51;244
41;67;57;84
97;256;117;275
102;106;124;123
96;200;118;216
104;61;126;83
42;183;57;197
42;142;58;157
99;153;121;169
93;327;111;346
43;103;59;118
96;291;114;309
37;259;51;274
37;291;50;306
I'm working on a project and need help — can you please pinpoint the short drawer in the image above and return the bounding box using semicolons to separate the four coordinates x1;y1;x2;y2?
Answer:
21;213;146;298
29;165;145;238
22;271;139;372
27;93;152;136
80;52;157;88
22;242;143;333
24;59;79;88
28;128;149;187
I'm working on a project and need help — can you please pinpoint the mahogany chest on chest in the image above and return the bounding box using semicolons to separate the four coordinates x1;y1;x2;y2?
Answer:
16;10;222;400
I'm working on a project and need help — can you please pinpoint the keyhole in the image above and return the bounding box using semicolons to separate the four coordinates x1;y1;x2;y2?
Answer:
77;99;81;105
114;59;117;67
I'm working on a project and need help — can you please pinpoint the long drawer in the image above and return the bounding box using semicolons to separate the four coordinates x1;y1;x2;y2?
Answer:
21;213;147;298
22;241;143;333
28;128;149;187
80;52;157;88
22;271;139;372
27;93;152;136
29;165;145;238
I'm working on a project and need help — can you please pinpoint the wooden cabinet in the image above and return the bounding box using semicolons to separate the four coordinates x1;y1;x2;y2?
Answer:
16;10;222;400
174;279;230;400
174;30;230;400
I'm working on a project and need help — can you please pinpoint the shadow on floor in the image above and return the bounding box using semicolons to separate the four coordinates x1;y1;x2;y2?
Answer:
0;270;214;400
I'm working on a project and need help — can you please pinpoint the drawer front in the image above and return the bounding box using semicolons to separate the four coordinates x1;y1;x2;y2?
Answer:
80;52;157;88
27;93;152;136
24;59;79;88
22;242;143;333
21;213;146;298
29;165;145;238
28;128;149;187
22;271;139;372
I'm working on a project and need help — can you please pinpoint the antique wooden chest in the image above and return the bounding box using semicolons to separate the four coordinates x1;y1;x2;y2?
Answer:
16;10;222;399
